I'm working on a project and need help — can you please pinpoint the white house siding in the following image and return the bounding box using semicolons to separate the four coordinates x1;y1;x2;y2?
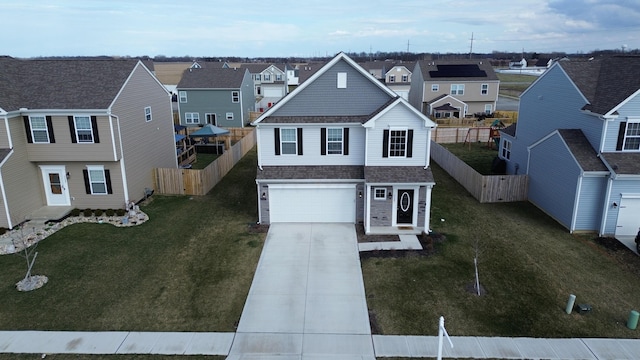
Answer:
602;95;640;152
510;66;602;176
257;125;365;166
365;105;429;167
528;134;581;230
573;175;607;232
111;63;177;203
602;178;640;235
271;60;392;117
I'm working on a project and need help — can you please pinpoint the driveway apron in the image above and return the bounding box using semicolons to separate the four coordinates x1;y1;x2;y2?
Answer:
229;223;374;359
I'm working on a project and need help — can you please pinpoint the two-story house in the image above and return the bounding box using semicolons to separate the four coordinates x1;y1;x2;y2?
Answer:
238;64;287;112
385;62;414;100
409;60;499;118
253;53;437;234
0;58;177;229
177;67;254;128
498;56;640;239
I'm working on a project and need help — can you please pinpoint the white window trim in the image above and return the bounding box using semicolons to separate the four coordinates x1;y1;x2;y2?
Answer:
388;127;408;158
74;115;94;143
280;128;298;155
431;84;439;92
179;91;187;103
623;120;640;151
451;84;464;95
326;128;343;155
374;187;387;200
232;91;240;103
144;106;152;122
86;165;107;195
226;112;234;120
389;75;395;83
484;104;492;114
29;115;50;143
402;74;409;82
185;112;200;124
481;83;489;95
501;138;512;160
337;72;347;88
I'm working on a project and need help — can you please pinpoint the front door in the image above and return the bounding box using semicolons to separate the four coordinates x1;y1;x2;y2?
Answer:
40;165;70;206
396;189;414;224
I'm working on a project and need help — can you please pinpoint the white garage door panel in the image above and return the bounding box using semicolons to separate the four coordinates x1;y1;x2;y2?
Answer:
615;197;640;237
263;87;283;97
270;186;355;223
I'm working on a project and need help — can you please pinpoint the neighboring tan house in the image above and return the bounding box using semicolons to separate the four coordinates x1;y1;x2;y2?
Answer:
409;60;499;117
176;67;254;127
385;62;414;100
0;58;177;229
253;52;437;234
284;62;325;93
498;56;640;238
239;64;287;112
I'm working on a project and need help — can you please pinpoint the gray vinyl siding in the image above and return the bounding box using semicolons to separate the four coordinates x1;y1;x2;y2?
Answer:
528;134;581;230
603;95;640;152
271;60;392;117
408;63;425;111
23;115;118;162
366;105;429;167
258;124;365;166
112;63;177;203
240;71;254;126
64;161;125;209
516;66;603;162
179;89;245;127
574;175;607;231
602;178;640;235
3;117;44;227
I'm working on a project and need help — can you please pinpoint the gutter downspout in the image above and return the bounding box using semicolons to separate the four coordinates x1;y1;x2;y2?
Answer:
1;113;13;228
111;113;130;203
256;125;263;170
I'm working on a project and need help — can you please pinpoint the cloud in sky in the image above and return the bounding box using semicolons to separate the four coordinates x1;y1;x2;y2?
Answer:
1;0;638;57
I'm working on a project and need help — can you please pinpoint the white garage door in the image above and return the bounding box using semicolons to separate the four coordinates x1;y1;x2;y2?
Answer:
615;197;640;237
269;185;356;223
263;87;283;98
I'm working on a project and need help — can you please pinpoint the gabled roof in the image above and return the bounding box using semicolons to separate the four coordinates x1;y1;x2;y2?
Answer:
416;59;498;81
559;56;640;115
240;63;286;74
0;58;140;111
501;123;517;137
557;129;608;172
177;67;249;89
295;61;327;84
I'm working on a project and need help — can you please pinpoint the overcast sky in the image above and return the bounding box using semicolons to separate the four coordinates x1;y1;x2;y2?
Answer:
2;0;639;58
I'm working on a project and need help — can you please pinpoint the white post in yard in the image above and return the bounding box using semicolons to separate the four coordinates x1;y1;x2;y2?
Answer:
437;316;453;360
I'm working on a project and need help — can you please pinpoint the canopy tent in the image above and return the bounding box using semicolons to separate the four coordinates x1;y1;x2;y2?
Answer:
189;124;230;138
175;134;186;142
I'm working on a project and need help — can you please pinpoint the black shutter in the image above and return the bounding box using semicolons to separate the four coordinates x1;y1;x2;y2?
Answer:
616;122;627;151
274;128;280;155
68;116;77;143
83;170;91;194
23;116;33;143
343;128;349;155
406;130;413;158
91;116;100;143
320;128;327;155
46;116;55;143
297;128;303;155
105;169;113;194
382;129;389;158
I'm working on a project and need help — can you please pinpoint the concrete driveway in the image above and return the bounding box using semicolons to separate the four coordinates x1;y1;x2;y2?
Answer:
228;223;374;359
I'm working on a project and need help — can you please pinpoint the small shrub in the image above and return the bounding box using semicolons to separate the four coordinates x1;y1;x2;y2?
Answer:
105;209;115;217
83;208;93;217
70;208;81;217
94;209;104;216
115;209;126;217
0;227;6;235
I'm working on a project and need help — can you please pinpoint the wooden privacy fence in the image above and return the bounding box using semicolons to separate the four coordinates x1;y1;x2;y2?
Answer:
430;141;528;203
432;127;492;144
154;129;256;195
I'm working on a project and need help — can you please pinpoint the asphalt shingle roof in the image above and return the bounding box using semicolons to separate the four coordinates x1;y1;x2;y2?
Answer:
365;166;435;183
256;166;364;180
560;56;640;115
557;129;608;172
416;59;498;81
0;58;139;111
600;152;640;175
177;67;247;89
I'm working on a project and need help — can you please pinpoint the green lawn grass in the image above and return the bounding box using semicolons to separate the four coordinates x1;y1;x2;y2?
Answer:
441;142;500;175
0;148;264;332
190;153;219;169
362;162;640;338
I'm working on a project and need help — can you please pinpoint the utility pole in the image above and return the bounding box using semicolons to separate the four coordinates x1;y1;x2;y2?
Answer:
407;39;410;53
469;32;474;59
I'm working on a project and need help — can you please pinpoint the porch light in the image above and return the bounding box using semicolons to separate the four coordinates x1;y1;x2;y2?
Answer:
358;191;362;198
612;202;618;208
261;192;267;200
66;172;70;179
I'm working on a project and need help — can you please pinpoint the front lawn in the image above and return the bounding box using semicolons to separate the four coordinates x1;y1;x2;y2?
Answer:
0;149;264;332
362;162;640;338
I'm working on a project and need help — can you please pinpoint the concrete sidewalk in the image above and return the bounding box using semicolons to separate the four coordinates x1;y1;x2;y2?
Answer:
2;330;640;359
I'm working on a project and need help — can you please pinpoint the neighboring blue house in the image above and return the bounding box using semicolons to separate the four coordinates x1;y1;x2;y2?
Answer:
252;52;437;234
176;67;254;128
499;56;640;238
